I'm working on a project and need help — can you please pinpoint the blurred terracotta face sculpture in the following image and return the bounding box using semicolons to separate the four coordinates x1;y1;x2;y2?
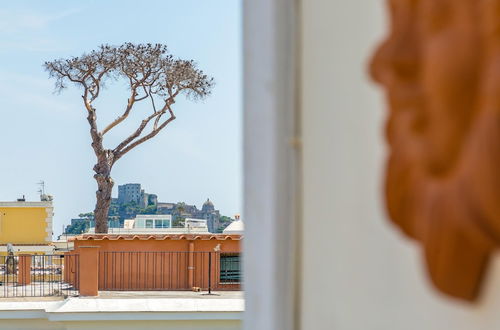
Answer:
370;0;500;301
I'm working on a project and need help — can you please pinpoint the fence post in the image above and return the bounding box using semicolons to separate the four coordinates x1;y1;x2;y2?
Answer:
208;252;212;294
18;255;32;285
63;254;69;284
79;246;100;296
188;242;194;288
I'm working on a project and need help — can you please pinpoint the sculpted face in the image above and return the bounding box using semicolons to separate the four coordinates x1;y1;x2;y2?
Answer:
372;0;480;175
370;0;500;301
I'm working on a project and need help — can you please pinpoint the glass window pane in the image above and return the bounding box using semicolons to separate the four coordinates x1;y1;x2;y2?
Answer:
220;254;241;282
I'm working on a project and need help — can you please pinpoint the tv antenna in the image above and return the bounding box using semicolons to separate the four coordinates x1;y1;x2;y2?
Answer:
37;180;45;195
37;180;48;201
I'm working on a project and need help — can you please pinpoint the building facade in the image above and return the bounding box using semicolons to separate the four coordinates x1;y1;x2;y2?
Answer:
0;201;54;255
117;183;158;209
130;214;172;229
200;199;221;233
69;233;243;291
117;183;142;205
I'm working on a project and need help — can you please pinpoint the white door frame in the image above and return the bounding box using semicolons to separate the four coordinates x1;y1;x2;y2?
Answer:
243;1;300;329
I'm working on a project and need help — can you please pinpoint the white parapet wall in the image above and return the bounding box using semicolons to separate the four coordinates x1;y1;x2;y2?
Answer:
87;227;210;234
0;297;243;330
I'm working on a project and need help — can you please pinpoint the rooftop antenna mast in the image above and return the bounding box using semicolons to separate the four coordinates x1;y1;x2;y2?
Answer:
37;180;45;196
37;180;52;202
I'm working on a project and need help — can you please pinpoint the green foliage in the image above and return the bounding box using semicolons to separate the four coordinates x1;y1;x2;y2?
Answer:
216;216;234;233
175;202;186;213
219;216;232;224
139;205;157;214
65;221;91;235
78;212;94;219
172;216;186;228
108;203;119;216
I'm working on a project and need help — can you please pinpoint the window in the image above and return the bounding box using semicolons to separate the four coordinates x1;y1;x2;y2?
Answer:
145;220;154;228
153;219;171;228
220;253;241;283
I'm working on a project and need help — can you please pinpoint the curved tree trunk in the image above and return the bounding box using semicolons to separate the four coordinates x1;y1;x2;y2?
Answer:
94;174;113;234
93;156;114;234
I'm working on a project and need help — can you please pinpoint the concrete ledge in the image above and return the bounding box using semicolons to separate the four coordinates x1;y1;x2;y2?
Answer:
48;311;243;322
0;202;53;207
52;298;244;313
0;297;244;322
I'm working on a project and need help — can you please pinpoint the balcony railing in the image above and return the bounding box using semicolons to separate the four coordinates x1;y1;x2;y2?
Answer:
0;254;79;298
98;251;241;292
0;251;241;297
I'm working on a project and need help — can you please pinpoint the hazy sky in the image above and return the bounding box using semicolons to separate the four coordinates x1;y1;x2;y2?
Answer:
0;0;242;236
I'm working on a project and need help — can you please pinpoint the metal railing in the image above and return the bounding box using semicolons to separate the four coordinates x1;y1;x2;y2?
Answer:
99;251;241;291
0;254;79;298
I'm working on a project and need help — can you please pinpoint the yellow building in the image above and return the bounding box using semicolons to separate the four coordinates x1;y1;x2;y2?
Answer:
0;201;54;255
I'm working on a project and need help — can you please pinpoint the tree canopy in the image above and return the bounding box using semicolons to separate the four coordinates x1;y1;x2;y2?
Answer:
45;43;214;233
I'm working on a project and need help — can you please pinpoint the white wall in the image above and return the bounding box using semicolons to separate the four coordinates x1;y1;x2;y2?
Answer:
0;319;241;330
300;1;500;330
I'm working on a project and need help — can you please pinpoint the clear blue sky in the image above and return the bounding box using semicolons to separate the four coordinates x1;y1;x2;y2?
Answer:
0;0;242;237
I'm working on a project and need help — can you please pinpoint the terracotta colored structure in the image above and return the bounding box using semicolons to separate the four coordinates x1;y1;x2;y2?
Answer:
63;254;79;290
78;247;99;296
17;255;31;285
370;0;500;301
67;233;242;294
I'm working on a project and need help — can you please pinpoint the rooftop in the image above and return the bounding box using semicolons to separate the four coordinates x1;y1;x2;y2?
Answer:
72;233;243;241
0;201;53;207
223;220;244;234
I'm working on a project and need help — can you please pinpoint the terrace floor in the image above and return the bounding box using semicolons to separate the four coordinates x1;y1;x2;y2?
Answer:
0;289;243;301
97;290;244;299
0;291;244;329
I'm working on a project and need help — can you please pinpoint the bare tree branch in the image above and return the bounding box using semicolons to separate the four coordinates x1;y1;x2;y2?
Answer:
148;89;158;113
112;101;170;155
101;88;137;135
115;111;176;159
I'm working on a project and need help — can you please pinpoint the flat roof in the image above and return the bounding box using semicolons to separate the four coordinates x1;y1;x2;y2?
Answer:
0;201;53;208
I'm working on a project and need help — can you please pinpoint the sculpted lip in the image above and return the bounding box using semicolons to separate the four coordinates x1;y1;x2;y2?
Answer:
387;86;424;112
385;86;426;144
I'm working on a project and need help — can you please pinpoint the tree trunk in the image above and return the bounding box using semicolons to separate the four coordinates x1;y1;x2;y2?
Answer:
93;171;114;234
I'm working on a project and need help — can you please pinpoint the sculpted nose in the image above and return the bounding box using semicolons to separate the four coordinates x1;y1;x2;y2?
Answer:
369;35;419;85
